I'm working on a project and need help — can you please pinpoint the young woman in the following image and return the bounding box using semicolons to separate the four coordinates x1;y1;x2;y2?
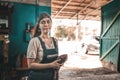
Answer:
27;12;67;80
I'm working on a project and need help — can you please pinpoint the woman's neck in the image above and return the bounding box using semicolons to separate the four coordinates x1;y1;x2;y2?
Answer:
41;34;50;39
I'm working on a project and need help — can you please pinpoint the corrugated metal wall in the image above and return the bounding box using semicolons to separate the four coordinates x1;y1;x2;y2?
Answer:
8;2;51;67
100;0;120;71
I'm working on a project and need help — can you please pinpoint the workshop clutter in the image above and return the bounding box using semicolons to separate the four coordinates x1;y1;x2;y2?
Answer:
16;54;28;68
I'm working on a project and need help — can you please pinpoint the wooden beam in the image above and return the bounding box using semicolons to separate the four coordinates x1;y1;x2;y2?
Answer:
77;7;101;25
71;0;95;19
53;0;72;19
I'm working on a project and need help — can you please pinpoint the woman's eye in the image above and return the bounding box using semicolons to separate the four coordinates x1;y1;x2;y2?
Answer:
47;20;50;24
41;21;45;24
40;20;51;24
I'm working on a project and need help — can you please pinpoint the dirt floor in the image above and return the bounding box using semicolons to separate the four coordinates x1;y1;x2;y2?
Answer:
59;53;120;80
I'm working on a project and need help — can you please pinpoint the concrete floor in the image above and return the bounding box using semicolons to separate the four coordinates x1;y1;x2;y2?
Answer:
59;53;120;80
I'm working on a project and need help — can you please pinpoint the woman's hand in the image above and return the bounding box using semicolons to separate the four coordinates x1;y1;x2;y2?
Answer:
57;54;68;64
50;59;62;69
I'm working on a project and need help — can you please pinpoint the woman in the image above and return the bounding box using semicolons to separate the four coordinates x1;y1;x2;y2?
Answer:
27;12;67;80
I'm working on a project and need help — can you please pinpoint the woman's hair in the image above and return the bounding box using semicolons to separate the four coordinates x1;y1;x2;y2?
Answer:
34;12;52;37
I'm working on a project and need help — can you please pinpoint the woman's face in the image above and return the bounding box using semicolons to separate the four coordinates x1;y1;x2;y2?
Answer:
39;17;52;34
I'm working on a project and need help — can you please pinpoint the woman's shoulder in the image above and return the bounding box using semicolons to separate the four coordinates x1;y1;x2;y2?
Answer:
29;37;40;43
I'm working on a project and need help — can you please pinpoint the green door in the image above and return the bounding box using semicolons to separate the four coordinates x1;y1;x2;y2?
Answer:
100;0;120;72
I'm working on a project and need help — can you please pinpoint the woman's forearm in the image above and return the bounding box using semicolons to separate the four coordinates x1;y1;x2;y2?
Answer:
27;58;61;70
29;62;52;70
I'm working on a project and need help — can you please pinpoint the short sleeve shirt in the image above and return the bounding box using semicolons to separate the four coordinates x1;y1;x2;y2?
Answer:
27;37;56;62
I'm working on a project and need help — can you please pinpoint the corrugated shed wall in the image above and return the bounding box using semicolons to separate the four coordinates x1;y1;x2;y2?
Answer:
7;2;51;67
100;0;120;71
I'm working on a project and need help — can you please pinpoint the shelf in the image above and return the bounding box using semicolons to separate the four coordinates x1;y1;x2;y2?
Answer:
0;29;10;34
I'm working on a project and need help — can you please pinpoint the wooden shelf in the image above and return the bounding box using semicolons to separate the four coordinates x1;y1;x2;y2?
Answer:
0;29;10;34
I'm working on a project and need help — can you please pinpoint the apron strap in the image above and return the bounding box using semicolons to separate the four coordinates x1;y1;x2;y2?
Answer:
51;37;57;48
37;37;46;50
38;37;57;49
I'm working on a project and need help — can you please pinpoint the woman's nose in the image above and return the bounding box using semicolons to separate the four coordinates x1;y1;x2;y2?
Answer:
44;22;49;26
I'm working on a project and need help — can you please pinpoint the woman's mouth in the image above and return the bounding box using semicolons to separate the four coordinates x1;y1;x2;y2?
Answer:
43;28;50;32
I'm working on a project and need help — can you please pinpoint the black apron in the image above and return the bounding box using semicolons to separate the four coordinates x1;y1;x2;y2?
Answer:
28;37;58;80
